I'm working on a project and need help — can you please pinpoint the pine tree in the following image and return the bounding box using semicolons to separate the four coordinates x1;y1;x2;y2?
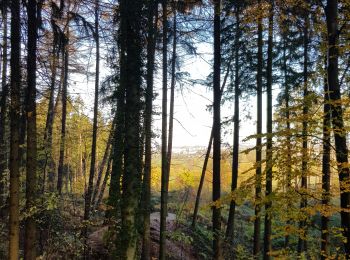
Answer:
8;0;21;257
326;0;350;256
212;0;222;258
24;0;39;258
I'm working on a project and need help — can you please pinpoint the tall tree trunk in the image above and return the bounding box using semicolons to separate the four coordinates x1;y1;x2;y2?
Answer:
8;0;21;257
0;0;8;210
321;55;331;260
212;0;222;258
24;0;38;259
84;0;100;255
166;0;176;186
192;62;230;229
226;7;240;242
141;1;158;259
253;0;263;255
108;4;126;219
57;39;69;195
159;0;169;258
326;0;350;256
263;1;274;259
120;0;143;258
298;12;309;255
43;8;60;193
283;32;292;248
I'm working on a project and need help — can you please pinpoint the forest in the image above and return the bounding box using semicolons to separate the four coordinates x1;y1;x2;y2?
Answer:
0;0;350;259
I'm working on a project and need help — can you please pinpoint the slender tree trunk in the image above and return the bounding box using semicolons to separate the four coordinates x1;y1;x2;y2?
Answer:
159;0;169;258
8;0;21;257
263;1;274;259
212;0;222;258
283;33;292;249
141;1;158;259
84;1;100;256
226;7;240;241
19;93;27;167
321;55;331;260
24;1;38;259
166;1;176;185
43;9;60;193
191;62;230;229
57;39;69;195
253;0;263;256
95;156;112;209
192;129;213;228
92;128;112;206
326;1;350;256
298;12;309;255
0;0;8;210
120;0;143;258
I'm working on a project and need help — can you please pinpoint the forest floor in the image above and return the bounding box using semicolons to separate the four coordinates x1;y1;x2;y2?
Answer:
88;211;198;259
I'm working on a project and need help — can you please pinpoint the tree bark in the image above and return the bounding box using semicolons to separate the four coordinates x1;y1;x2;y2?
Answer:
120;0;143;258
192;129;213;228
57;38;69;195
92;127;112;206
84;0;100;256
282;30;292;249
95;155;112;210
24;0;38;259
108;2;126;219
8;0;21;257
166;0;176;188
298;12;309;255
321;55;331;260
226;6;240;241
43;5;61;193
263;1;274;259
326;0;350;256
0;0;8;210
159;0;169;258
253;0;263;256
212;0;222;258
141;1;158;259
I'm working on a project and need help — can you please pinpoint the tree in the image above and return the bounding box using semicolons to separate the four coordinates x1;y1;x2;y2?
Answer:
298;8;309;255
159;0;169;258
325;0;350;256
226;2;241;242
254;0;263;256
263;1;274;259
83;0;100;256
95;156;112;210
43;1;62;193
212;0;222;258
92;129;112;207
24;0;39;258
57;35;69;195
141;0;158;259
0;0;8;211
321;55;331;260
119;0;143;257
192;60;230;229
8;0;21;257
108;0;126;219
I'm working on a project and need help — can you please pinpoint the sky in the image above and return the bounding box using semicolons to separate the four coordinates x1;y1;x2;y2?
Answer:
152;42;265;148
69;43;273;149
